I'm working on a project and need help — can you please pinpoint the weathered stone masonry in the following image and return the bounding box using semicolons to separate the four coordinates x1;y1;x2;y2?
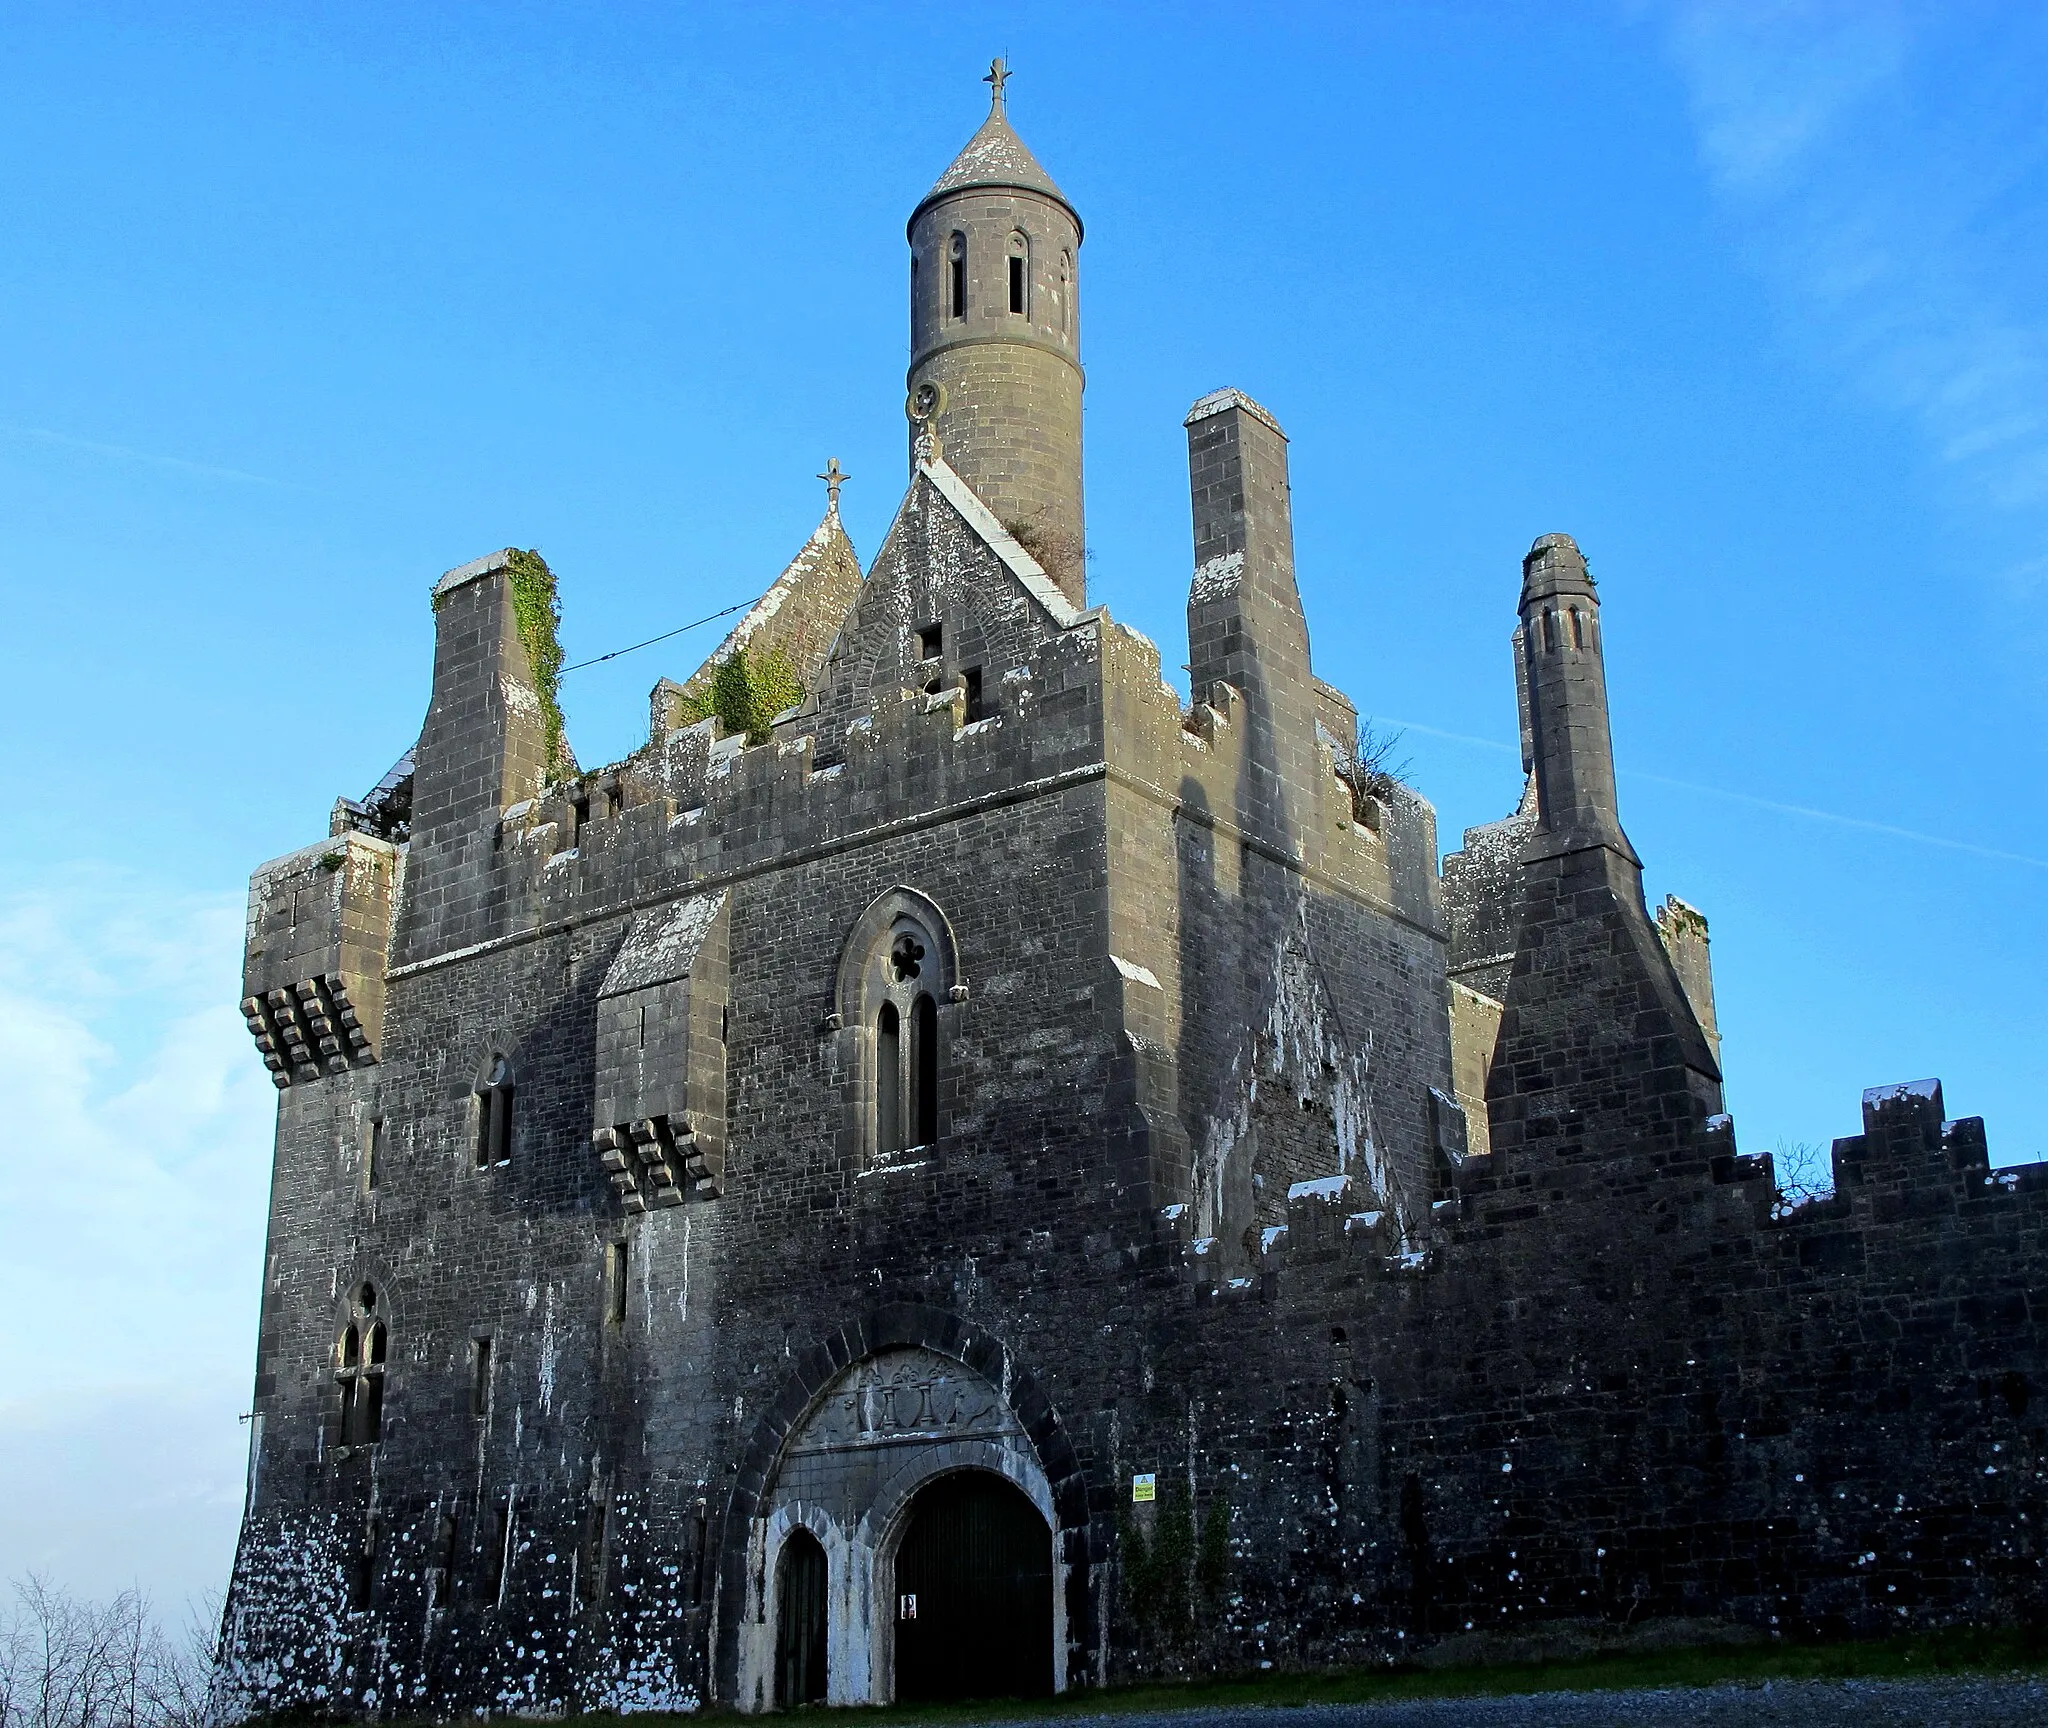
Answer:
222;71;2046;1718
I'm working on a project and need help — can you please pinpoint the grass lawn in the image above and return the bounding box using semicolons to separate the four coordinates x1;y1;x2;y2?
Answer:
379;1627;2044;1727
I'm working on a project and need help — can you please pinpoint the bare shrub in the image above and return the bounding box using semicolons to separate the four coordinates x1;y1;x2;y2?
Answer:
1772;1139;1835;1216
1335;720;1412;823
0;1577;232;1728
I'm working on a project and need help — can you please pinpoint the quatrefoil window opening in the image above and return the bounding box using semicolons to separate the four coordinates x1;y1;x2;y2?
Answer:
889;932;925;982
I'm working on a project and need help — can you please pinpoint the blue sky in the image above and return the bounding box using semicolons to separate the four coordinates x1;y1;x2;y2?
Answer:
4;2;2047;1615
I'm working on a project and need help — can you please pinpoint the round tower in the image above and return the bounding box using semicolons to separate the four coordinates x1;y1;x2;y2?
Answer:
907;60;1085;604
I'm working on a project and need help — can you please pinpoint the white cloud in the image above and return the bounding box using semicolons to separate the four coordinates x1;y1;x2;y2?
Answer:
1662;2;2048;549
0;872;274;1610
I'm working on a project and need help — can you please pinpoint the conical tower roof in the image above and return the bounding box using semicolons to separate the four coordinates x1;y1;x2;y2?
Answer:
909;62;1079;235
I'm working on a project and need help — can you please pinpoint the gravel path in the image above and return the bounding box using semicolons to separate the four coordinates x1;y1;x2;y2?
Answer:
1006;1679;2048;1728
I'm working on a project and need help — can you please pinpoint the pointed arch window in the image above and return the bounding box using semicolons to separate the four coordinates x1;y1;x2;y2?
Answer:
475;1054;513;1168
949;232;967;319
835;888;960;1165
336;1283;387;1448
1007;232;1029;316
1058;250;1072;335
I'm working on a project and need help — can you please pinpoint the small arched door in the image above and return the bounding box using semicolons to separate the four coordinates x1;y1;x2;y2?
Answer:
774;1528;827;1707
893;1472;1052;1702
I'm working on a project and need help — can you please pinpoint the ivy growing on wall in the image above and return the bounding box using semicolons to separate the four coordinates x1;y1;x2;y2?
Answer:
503;549;568;779
427;548;569;780
1118;1487;1230;1652
674;645;803;746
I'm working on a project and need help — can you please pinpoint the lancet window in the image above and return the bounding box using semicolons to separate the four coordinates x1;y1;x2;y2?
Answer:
474;1053;513;1168
1007;231;1029;315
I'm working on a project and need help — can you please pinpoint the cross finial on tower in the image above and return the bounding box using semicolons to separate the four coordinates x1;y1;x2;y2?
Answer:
818;457;848;512
985;56;1010;111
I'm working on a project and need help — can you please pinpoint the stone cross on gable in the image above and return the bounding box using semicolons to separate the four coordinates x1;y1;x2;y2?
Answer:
818;458;848;511
984;56;1010;110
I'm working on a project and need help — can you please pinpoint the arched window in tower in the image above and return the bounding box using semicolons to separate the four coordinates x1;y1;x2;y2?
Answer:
834;888;960;1166
336;1283;387;1447
948;232;967;319
1569;609;1585;650
876;1001;902;1155
1007;232;1029;316
910;253;920;337
912;992;938;1145
1058;250;1072;334
475;1053;513;1168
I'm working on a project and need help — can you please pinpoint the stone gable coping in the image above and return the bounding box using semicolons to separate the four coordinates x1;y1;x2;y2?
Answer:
918;457;1090;629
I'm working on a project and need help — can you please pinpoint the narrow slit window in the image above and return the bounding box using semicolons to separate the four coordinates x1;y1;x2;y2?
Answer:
877;1002;901;1154
581;1498;610;1608
961;667;983;723
1570;609;1585;650
351;1515;379;1610
606;1240;629;1326
1008;254;1025;314
948;233;966;318
1059;251;1071;334
912;993;938;1147
472;1337;492;1417
1542;610;1557;653
488;1503;511;1601
362;1117;382;1191
431;1513;458;1607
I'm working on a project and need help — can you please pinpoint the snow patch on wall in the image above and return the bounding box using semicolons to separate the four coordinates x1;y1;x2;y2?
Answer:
1191;551;1244;604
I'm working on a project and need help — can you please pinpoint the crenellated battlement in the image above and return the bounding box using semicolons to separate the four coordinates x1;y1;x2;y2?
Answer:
1195;1071;2044;1299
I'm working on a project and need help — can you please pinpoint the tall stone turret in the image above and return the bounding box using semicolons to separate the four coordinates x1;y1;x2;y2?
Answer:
1517;532;1633;864
1183;388;1319;852
1486;532;1723;1168
907;60;1085;603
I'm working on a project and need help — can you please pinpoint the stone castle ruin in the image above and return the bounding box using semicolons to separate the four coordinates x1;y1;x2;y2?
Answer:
223;66;2046;1715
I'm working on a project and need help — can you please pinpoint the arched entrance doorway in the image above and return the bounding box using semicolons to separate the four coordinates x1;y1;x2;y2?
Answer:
726;1330;1080;1710
892;1471;1053;1702
774;1528;827;1707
